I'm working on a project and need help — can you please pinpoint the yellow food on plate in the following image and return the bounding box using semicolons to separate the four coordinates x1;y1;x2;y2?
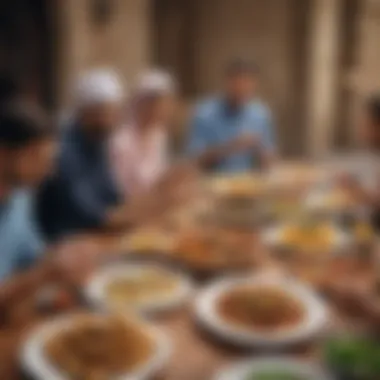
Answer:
126;229;174;253
175;228;256;271
105;268;180;307
280;223;336;251
45;315;155;380
323;189;355;209
209;174;267;198
354;223;374;242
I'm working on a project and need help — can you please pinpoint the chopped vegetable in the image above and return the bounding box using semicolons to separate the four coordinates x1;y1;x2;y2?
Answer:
245;372;304;380
325;336;380;380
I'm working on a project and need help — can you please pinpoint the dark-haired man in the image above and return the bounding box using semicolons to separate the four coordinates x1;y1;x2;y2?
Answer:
187;59;276;172
0;103;98;289
0;103;56;279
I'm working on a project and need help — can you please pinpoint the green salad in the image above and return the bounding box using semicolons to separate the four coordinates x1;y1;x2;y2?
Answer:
245;372;304;380
325;336;380;379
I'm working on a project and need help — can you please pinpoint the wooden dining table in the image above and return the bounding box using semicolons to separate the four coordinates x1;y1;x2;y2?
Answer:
0;166;378;380
0;229;377;380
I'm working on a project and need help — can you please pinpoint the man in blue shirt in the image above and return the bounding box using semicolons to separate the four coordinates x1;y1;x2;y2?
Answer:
0;98;98;288
0;104;53;280
187;59;276;172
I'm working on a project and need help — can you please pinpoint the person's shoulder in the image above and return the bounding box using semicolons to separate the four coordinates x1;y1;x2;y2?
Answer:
193;97;221;120
60;123;77;146
58;124;82;166
8;190;33;219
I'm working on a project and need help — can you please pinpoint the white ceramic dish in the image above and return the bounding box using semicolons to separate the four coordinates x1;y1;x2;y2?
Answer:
85;263;193;315
195;274;328;348
214;357;332;380
305;188;361;215
21;315;171;380
262;224;351;255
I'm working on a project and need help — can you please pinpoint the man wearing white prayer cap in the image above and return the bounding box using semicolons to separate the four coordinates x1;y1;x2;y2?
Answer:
36;68;128;241
110;69;177;196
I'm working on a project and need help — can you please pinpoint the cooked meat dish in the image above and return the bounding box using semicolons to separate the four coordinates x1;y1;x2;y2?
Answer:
217;286;306;331
45;315;154;380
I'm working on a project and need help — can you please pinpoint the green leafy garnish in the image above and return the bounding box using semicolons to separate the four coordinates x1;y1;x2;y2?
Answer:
325;336;380;379
245;372;303;380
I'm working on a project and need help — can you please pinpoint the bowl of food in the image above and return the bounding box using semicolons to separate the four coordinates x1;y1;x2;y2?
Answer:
262;221;350;261
267;163;327;192
122;227;176;256
305;186;359;215
208;173;268;204
21;313;171;380
195;275;328;348
85;263;193;315
174;227;257;275
324;335;380;380
215;357;332;380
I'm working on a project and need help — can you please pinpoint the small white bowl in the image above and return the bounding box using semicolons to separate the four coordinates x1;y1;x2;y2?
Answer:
85;263;193;315
262;224;351;256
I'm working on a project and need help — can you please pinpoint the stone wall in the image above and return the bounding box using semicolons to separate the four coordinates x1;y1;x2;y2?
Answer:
52;0;380;155
154;0;310;156
54;0;151;109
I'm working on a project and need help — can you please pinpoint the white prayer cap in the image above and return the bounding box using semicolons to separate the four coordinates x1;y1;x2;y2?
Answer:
135;69;175;97
74;68;125;108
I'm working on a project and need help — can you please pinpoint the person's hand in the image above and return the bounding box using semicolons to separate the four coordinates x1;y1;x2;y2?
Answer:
51;238;101;285
228;132;259;153
158;161;198;189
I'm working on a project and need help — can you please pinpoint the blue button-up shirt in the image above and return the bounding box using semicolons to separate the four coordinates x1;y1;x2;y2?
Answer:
0;190;44;281
187;98;275;172
36;124;121;241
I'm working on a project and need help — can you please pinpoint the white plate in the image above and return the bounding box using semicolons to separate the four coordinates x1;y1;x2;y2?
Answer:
195;275;328;348
305;188;361;214
262;224;350;254
215;357;332;380
21;315;171;380
85;263;193;315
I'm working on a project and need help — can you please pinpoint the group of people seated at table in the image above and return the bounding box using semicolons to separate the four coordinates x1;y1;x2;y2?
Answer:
0;57;379;305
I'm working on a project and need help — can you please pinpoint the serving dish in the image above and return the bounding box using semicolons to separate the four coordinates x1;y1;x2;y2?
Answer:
195;274;328;348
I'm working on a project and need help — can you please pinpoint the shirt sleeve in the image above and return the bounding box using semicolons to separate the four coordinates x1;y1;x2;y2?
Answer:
62;169;107;229
13;193;46;272
186;108;211;156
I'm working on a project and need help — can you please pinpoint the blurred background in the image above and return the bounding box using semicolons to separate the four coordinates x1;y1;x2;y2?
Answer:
1;0;380;156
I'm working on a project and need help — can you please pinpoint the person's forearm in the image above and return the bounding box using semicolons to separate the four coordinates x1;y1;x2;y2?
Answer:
105;190;169;231
195;145;233;168
0;259;57;310
105;206;139;230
